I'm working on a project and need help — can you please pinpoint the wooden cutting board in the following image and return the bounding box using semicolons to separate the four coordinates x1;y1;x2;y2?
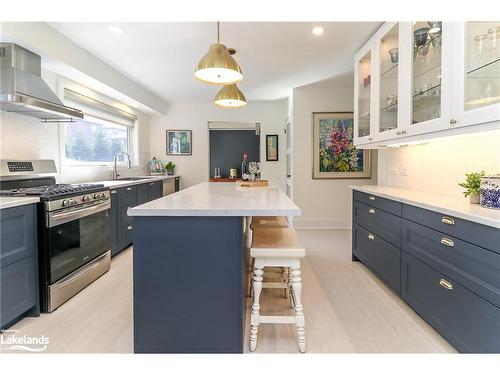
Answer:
235;180;269;187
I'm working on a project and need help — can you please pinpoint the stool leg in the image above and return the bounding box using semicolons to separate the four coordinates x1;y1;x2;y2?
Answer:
291;264;306;353
282;267;290;298
288;268;294;308
248;257;255;298
249;261;264;352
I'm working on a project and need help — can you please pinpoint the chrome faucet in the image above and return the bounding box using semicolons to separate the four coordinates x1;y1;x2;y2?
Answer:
113;152;131;180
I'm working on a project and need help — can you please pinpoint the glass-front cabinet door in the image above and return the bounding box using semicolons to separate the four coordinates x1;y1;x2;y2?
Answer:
376;23;402;140
410;21;451;133
354;43;374;145
452;22;500;128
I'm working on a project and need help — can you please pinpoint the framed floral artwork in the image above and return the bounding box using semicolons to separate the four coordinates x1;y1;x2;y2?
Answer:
312;112;370;179
166;130;192;156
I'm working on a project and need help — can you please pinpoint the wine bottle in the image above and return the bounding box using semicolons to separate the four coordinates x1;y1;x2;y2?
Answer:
241;153;249;181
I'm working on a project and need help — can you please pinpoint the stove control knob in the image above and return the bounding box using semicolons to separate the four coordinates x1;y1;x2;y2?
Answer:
100;193;106;198
62;199;70;207
83;195;91;202
94;193;100;199
70;198;77;205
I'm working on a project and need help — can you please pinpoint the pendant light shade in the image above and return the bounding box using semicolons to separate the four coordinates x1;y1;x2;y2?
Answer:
213;84;247;107
195;44;243;84
194;22;243;85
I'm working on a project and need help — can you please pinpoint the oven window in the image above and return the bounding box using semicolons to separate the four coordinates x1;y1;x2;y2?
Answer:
48;208;111;283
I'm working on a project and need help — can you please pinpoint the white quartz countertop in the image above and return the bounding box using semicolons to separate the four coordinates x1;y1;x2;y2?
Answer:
92;175;179;189
128;182;301;217
350;185;500;229
0;196;40;210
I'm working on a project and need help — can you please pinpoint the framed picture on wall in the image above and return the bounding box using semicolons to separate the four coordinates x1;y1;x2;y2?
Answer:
166;130;192;156
312;112;371;179
266;134;279;161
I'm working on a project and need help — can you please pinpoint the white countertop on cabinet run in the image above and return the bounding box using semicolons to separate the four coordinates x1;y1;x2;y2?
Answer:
92;175;180;189
350;185;500;228
0;196;40;210
128;182;301;217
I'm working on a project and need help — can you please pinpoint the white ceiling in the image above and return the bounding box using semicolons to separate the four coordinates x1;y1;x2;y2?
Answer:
49;22;381;103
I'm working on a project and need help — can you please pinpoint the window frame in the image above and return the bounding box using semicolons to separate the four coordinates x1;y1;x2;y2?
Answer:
60;119;133;167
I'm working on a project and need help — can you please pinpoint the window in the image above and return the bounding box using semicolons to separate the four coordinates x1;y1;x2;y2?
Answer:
62;88;136;165
64;116;130;164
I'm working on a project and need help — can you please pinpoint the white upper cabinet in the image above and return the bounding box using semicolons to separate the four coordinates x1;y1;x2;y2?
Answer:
451;22;500;128
354;21;500;148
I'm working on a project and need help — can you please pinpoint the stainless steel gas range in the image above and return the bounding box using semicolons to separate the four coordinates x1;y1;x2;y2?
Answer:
0;159;112;312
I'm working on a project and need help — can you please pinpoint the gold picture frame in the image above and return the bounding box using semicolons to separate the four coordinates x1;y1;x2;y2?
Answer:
312;112;371;179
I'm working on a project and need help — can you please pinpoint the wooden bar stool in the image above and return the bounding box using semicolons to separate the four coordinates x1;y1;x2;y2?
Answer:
247;216;290;299
249;227;306;353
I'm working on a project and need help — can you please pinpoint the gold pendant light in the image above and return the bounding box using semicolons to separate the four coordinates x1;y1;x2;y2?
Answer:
194;22;243;85
213;84;247;107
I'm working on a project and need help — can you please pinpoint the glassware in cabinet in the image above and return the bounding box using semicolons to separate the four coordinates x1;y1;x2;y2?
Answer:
465;22;500;111
379;24;399;133
358;50;372;138
411;21;443;124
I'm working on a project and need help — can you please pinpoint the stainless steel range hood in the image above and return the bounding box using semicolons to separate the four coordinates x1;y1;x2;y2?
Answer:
0;43;83;122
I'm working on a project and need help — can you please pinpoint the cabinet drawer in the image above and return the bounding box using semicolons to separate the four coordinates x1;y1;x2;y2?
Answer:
0;255;37;328
118;185;137;207
120;223;134;249
149;181;163;200
354;201;402;247
353;224;401;294
0;204;37;268
402;219;500;308
353;191;402;216
403;204;500;254
401;252;500;353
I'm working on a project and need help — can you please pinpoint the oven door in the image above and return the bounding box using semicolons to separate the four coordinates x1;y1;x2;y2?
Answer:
46;201;111;284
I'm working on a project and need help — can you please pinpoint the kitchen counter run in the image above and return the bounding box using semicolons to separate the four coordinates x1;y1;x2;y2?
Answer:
350;185;500;228
0;196;40;210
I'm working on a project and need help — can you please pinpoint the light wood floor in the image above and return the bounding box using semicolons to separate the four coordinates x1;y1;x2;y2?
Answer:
1;230;455;354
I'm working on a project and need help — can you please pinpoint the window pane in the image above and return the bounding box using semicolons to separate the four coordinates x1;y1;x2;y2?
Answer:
65;119;128;163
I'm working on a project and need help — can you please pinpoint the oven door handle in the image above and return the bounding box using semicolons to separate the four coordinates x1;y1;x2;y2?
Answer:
48;200;110;227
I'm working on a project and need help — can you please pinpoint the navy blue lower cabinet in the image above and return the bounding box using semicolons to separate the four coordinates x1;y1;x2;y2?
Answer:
353;224;401;294
353;191;500;353
402;219;500;309
149;181;163;200
0;204;39;329
133;216;245;353
401;252;500;353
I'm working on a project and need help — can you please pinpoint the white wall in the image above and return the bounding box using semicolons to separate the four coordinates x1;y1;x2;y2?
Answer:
378;130;500;198
148;100;287;190
291;74;378;229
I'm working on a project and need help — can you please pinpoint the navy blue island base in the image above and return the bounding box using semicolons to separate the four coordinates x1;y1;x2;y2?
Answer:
132;215;248;353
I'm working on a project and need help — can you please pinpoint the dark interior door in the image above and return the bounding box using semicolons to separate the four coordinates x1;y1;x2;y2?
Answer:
209;130;260;178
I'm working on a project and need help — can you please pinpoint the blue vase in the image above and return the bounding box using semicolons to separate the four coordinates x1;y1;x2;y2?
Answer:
480;176;500;209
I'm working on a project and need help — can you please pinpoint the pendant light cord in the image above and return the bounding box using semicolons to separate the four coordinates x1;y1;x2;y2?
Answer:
217;21;220;44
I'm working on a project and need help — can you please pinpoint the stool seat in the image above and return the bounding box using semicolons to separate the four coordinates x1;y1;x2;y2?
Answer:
250;228;305;258
250;216;288;229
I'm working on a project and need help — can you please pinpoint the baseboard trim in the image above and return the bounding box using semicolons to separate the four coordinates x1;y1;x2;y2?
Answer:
292;218;351;230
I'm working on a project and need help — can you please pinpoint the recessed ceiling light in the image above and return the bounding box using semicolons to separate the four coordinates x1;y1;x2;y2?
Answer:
312;26;324;36
108;26;124;35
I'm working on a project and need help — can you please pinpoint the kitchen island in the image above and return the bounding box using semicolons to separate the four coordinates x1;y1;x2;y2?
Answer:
128;182;300;353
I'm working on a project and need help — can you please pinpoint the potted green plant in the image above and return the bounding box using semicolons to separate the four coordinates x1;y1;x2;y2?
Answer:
459;171;485;204
165;161;176;176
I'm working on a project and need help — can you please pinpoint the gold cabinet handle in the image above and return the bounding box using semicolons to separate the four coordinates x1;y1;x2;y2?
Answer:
127;225;133;230
368;233;375;240
439;279;453;290
111;190;117;194
368;208;375;214
440;237;455;247
369;195;376;201
126;187;133;191
441;216;455;225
